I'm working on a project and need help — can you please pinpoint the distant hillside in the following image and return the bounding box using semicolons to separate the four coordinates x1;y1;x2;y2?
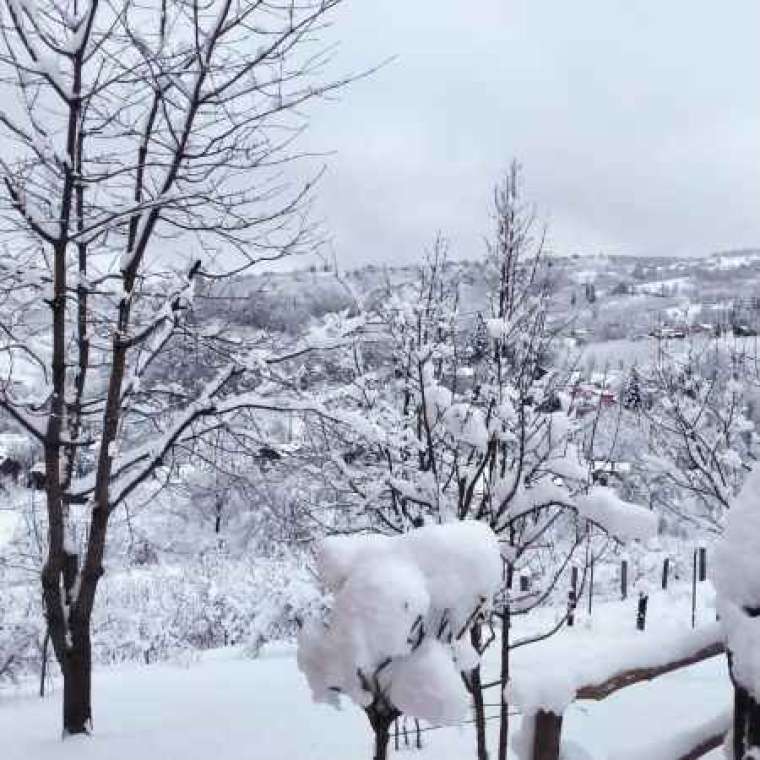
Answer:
199;248;760;345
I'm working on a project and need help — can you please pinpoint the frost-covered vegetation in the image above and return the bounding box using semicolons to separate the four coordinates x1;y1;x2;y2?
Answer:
0;0;758;758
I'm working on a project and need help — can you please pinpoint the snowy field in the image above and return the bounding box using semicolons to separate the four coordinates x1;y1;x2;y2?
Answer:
577;333;760;373
1;642;728;760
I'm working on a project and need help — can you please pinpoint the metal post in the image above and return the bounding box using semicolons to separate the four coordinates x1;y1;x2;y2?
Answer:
587;557;594;616
698;547;707;582
661;557;670;590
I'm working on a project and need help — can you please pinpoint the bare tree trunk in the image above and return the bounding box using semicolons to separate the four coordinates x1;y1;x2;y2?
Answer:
498;605;510;760
367;709;398;760
39;630;50;698
61;625;92;734
467;624;489;760
470;666;488;760
373;724;390;760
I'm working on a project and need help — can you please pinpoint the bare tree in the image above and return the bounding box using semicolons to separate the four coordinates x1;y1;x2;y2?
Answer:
0;0;354;735
310;165;634;760
643;342;758;534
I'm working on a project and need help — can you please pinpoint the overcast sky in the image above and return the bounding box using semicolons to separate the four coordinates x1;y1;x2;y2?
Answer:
303;0;760;266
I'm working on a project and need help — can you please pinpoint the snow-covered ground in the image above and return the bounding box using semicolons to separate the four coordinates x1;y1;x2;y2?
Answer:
3;577;730;760
1;641;729;760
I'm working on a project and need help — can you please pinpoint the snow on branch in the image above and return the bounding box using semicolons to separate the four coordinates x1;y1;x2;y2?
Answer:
574;486;658;542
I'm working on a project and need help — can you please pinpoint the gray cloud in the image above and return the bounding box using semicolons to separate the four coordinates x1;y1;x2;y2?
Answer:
303;0;760;266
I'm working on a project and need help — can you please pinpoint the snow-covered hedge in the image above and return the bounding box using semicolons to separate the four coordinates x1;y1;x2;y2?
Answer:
0;586;40;682
1;554;319;683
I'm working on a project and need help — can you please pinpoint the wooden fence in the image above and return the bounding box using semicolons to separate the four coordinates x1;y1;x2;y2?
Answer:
529;640;726;760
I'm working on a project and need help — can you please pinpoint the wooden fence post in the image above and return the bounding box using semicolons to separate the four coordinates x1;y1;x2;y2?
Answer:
637;592;648;631
587;557;595;615
621;560;628;600
662;557;669;590
691;550;698;628
532;710;563;760
698;547;707;582
568;566;578;627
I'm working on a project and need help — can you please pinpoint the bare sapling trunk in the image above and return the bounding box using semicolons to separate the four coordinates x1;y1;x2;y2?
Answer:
467;623;489;760
39;630;50;698
366;706;400;760
498;604;511;760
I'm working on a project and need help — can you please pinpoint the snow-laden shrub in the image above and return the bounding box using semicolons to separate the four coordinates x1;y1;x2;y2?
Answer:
0;585;42;683
90;554;319;666
714;468;760;694
298;522;501;734
2;554;320;680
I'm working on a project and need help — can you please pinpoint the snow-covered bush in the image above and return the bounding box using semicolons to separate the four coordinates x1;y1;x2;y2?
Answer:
89;555;320;666
0;585;41;684
298;521;502;760
1;553;320;682
713;466;760;758
645;345;759;533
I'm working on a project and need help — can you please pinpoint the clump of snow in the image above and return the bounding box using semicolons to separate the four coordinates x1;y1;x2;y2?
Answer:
713;466;760;700
388;639;470;724
575;486;657;541
485;315;519;340
298;521;501;724
443;403;488;449
421;363;453;422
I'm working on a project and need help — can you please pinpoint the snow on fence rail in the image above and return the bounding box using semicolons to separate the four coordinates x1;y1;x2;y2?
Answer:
519;625;726;760
614;709;731;760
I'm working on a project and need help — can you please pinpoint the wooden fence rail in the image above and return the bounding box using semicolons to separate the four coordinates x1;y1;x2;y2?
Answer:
676;732;724;760
531;640;726;760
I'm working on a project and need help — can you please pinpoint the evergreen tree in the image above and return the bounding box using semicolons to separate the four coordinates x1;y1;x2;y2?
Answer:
624;369;642;410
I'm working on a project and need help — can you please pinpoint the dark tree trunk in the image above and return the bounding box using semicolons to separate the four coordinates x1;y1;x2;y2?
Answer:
62;626;92;735
43;544;103;735
470;664;488;760
373;723;390;760
468;624;489;760
498;605;511;760
39;630;50;698
367;709;398;760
